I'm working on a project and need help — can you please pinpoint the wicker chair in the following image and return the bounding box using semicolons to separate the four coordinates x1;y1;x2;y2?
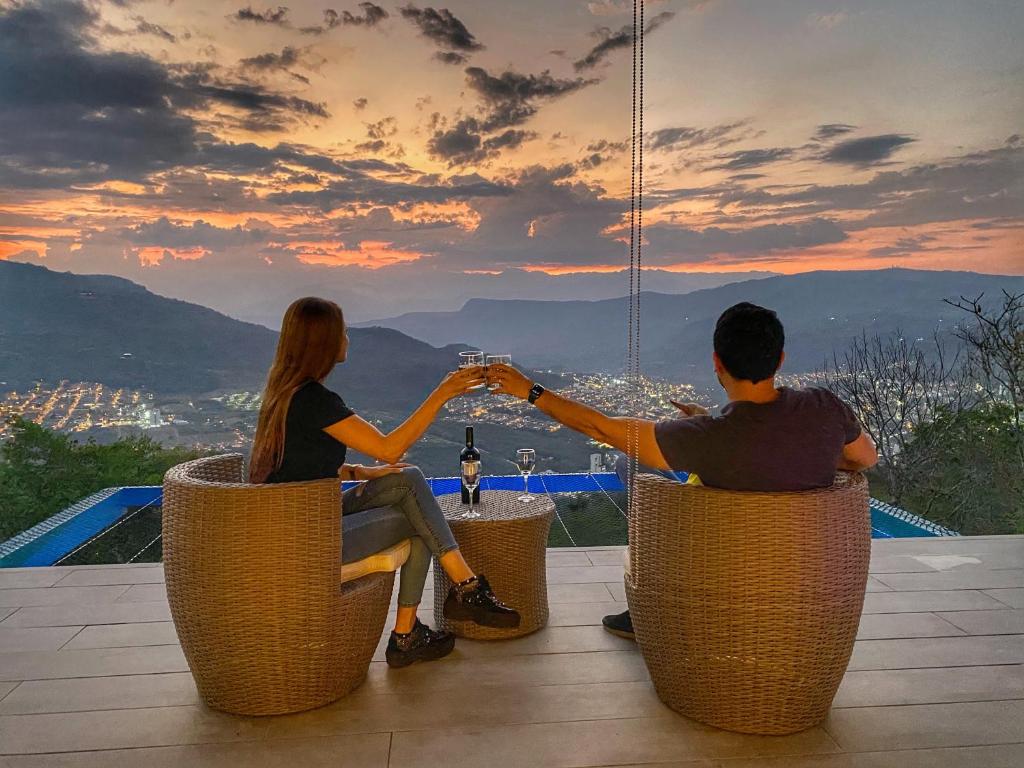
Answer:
162;454;405;716
625;471;871;735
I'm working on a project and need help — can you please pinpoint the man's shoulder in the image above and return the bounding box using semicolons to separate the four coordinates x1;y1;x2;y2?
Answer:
788;386;842;406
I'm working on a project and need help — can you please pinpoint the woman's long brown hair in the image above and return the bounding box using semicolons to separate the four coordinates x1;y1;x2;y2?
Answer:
249;297;346;483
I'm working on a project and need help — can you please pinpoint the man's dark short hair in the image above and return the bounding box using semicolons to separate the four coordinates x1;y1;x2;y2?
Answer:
713;302;785;383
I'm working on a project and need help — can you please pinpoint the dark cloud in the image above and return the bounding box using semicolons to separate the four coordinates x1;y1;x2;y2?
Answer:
354;139;387;153
399;5;483;52
0;1;330;187
365;116;398;139
578;139;628;170
332;2;388;27
428;117;484;163
709;147;794;171
235;6;289;25
195;141;405;178
124;217;269;250
427;117;535;165
646;122;747;152
353;97;369;110
266;173;511;210
483;130;535;152
586;139;628;153
464;66;598;131
240;46;301;71
719;144;1024;230
573;11;674;71
302;3;389;34
821;134;916;166
104;16;180;43
813;123;857;141
439;164;624;268
642;218;848;264
867;234;939;259
434;50;467;65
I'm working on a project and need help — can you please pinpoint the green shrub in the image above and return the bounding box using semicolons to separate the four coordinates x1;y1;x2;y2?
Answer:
0;419;202;541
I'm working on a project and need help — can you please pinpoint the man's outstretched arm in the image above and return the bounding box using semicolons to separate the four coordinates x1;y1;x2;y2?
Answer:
487;364;671;471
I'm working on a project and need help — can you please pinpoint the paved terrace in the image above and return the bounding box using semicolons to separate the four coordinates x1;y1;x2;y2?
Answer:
0;536;1022;767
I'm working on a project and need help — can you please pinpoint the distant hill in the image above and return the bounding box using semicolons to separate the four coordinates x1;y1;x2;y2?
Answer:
359;269;1024;379
0;261;492;409
0;261;587;475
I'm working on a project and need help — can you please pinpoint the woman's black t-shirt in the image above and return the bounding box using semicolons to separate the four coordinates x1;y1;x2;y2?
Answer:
265;381;355;483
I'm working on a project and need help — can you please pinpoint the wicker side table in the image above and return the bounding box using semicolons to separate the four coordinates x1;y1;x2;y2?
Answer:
433;490;555;640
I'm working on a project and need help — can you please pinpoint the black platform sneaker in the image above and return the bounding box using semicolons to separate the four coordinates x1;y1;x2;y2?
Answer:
385;620;456;668
443;575;521;629
601;609;635;640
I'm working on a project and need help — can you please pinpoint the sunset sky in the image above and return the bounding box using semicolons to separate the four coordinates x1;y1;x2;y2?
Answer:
1;0;1021;321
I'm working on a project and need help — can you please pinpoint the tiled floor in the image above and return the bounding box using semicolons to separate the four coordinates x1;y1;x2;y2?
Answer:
0;537;1022;767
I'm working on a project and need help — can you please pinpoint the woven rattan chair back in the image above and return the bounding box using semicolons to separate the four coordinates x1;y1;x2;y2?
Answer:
625;471;871;735
162;454;392;716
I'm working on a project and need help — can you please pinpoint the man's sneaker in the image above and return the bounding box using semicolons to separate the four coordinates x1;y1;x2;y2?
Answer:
602;609;635;640
385;620;456;668
443;575;521;629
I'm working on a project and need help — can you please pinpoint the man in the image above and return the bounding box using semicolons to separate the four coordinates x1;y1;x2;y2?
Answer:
487;302;877;640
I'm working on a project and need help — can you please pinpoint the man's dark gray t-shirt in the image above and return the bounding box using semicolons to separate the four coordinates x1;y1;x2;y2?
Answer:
654;387;862;491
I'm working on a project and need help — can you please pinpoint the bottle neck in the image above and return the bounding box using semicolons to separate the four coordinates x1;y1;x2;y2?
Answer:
465;427;474;449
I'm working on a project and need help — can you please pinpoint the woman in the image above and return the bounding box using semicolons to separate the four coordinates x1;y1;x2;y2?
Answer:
250;297;520;668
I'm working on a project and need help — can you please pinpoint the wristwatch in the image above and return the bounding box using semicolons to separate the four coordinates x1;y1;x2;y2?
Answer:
528;383;546;404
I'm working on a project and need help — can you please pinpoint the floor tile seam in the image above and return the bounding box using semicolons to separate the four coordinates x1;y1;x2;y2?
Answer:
854;632;1024;644
982;590;1024;609
0;681;19;704
0;679;662;716
0;669;189;684
586;742;1024;767
0;701;200;717
833;693;1024;710
55;626;87;651
0;729;270;758
937;612;1019;633
265;712;691;743
0;670;191;688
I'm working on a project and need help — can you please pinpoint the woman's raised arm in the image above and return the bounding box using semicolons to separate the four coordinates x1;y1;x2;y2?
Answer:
324;367;485;464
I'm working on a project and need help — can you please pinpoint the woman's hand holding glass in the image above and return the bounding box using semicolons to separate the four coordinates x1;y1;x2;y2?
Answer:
437;365;486;401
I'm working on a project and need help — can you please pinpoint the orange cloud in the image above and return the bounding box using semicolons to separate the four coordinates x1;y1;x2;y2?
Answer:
0;240;46;259
277;240;426;268
133;246;209;267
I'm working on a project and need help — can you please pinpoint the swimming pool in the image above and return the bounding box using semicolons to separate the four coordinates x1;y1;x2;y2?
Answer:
0;472;957;568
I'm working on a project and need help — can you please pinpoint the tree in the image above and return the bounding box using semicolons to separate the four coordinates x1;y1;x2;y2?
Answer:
823;289;1023;533
899;404;1023;535
945;290;1024;468
822;331;971;505
0;419;202;541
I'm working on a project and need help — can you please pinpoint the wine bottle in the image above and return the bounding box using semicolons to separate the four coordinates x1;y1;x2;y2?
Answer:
460;426;481;504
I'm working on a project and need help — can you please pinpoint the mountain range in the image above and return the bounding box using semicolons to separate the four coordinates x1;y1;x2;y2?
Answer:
0;260;487;409
0;259;592;474
359;269;1024;381
90;263;776;328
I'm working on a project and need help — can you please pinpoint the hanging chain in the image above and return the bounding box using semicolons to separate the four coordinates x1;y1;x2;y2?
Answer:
626;0;644;517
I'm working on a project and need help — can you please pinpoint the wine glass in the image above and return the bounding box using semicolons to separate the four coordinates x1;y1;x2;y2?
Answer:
485;354;511;390
461;458;482;518
458;351;485;390
516;448;536;502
